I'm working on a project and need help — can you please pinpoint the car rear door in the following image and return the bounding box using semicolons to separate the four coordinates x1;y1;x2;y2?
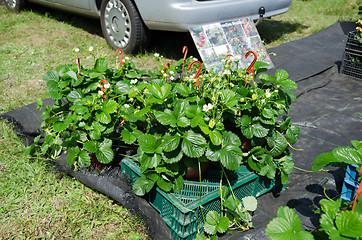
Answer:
50;0;90;10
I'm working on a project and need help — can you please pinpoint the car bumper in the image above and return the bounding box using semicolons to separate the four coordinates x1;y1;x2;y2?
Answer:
136;0;292;31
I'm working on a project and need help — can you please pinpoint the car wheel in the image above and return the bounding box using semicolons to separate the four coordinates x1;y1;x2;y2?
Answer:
4;0;26;11
100;0;150;53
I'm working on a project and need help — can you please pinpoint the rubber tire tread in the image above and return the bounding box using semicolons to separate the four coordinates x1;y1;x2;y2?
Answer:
100;0;150;53
5;0;26;11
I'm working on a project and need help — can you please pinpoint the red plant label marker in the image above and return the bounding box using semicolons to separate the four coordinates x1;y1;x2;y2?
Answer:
188;60;202;93
116;49;124;67
76;57;81;79
99;79;109;100
244;51;257;86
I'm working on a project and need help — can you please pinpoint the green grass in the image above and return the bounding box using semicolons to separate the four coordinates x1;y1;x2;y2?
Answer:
0;0;360;239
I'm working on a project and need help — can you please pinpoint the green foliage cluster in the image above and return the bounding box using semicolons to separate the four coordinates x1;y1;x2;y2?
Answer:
27;49;299;197
266;198;362;240
195;186;258;239
267;140;362;240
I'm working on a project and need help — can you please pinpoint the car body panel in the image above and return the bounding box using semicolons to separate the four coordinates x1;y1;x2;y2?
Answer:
135;0;292;31
50;0;90;10
27;0;292;31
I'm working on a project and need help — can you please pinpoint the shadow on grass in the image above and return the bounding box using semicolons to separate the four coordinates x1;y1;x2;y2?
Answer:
257;19;307;44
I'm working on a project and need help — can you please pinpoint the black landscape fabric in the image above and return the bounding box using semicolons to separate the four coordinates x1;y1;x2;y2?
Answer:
1;22;361;240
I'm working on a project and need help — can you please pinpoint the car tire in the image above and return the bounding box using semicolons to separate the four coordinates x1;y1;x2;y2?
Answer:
4;0;26;11
100;0;150;53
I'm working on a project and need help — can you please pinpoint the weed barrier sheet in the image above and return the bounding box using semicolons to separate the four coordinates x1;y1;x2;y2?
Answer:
1;22;361;239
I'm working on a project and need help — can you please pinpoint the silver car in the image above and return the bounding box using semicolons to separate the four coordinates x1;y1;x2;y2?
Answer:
5;0;292;53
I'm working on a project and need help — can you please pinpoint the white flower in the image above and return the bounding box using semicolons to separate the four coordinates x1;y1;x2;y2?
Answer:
163;73;168;77
222;69;231;75
124;104;130;108
122;59;126;63
203;103;214;112
169;71;175;75
221;59;226;63
129;98;134;101
74;48;80;53
161;70;165;74
193;57;198;61
230;83;234;87
154;53;160;57
98;90;104;96
89;46;94;52
170;76;175;80
104;83;110;89
130;79;138;84
125;56;130;61
144;89;149;93
235;55;241;61
265;89;271;98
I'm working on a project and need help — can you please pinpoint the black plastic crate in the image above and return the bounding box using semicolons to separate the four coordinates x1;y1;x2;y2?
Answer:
340;31;362;79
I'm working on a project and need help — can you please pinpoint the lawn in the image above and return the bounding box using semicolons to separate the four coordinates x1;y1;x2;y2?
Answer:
0;0;359;239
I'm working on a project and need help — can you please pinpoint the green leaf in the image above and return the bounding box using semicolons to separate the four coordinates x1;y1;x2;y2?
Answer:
175;83;193;97
279;117;291;131
221;89;238;108
156;176;173;192
266;206;313;240
210;130;222;146
286;125;299;144
320;211;338;236
161;146;183;164
138;134;162;154
262;108;275;119
218;186;230;200
78;150;91;167
280;79;298;89
259;73;275;84
181;130;206;158
312;152;336;172
121;129;137;144
94;58;108;72
268;132;288;157
95;111;111;124
204;211;230;235
333;146;362;165
216;216;230;234
84;141;98;153
161;134;181;152
173;175;184;193
148;83;171;101
67;147;80;166
96;139;114;164
194;233;207;240
114;81;130;94
140;153;161;171
320;198;342;214
223;195;239;211
275;69;289;84
102;99;118;114
242;196;257;211
240;115;253;139
204;211;219;235
154;109;177;127
252;123;269;138
335;211;362;238
43;70;59;82
132;175;155;196
67;90;83;102
53;121;69;132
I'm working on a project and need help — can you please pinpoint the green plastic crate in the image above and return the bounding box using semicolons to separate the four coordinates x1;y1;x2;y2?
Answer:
121;157;283;240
